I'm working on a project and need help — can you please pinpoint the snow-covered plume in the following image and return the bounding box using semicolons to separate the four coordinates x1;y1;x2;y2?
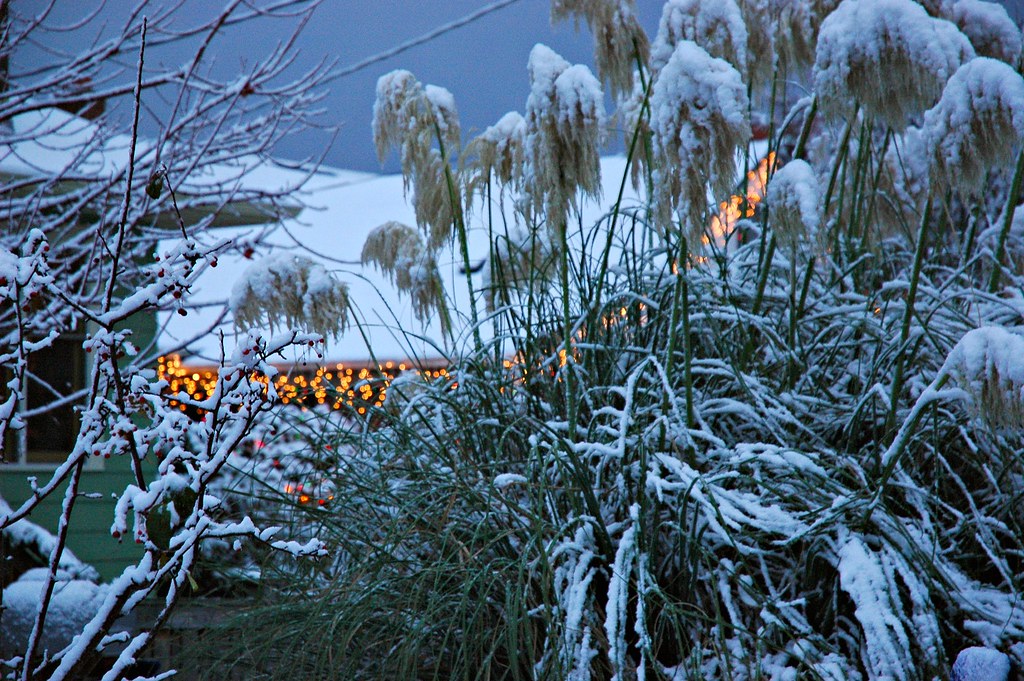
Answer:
950;0;1023;65
943;326;1024;429
650;0;749;78
767;159;822;249
550;0;650;100
372;70;463;250
230;253;349;340
923;57;1024;194
649;40;750;240
950;647;1011;681
464;111;526;197
524;45;606;233
734;0;775;82
361;221;446;328
814;0;975;130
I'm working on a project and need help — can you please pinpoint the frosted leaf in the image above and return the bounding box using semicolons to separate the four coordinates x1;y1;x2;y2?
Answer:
950;647;1011;681
837;536;913;681
814;0;974;130
651;0;749;77
649;40;750;241
767;159;821;248
951;0;1022;65
230;253;349;339
923;57;1024;194
943;326;1024;428
551;0;650;99
524;45;605;233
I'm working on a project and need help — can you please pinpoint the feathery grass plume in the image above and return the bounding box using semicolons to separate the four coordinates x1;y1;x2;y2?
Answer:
649;40;750;241
767;159;822;249
362;221;446;328
950;0;1023;65
650;0;749;79
944;326;1024;429
231;253;349;340
774;0;841;70
550;0;650;100
733;0;777;83
483;225;557;310
524;44;606;233
372;71;463;250
922;57;1024;194
463;111;526;201
814;0;974;130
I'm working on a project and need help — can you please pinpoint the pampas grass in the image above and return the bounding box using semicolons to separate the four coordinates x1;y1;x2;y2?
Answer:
814;0;974;129
203;1;1024;679
923;57;1024;194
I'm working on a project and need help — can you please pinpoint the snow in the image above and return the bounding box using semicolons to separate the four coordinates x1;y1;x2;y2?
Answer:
0;573;109;660
767;159;821;245
951;0;1023;65
950;647;1011;681
650;0;748;75
649;39;749;233
942;325;1024;427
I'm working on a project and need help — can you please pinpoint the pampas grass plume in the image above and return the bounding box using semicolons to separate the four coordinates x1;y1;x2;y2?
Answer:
649;39;750;241
814;0;974;130
923;57;1024;194
231;253;349;340
550;0;649;100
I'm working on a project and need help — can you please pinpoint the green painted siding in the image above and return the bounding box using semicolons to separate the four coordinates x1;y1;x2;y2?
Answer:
1;461;145;580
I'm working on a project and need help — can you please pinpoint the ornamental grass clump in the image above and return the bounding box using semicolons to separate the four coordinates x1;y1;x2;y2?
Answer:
766;159;822;249
361;221;446;330
650;0;749;77
524;44;606;231
944;326;1024;429
202;0;1024;678
814;0;974;129
949;0;1023;65
372;71;463;251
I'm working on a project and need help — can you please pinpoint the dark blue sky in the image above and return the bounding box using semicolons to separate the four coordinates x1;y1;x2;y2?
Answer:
16;0;1024;173
15;1;660;172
